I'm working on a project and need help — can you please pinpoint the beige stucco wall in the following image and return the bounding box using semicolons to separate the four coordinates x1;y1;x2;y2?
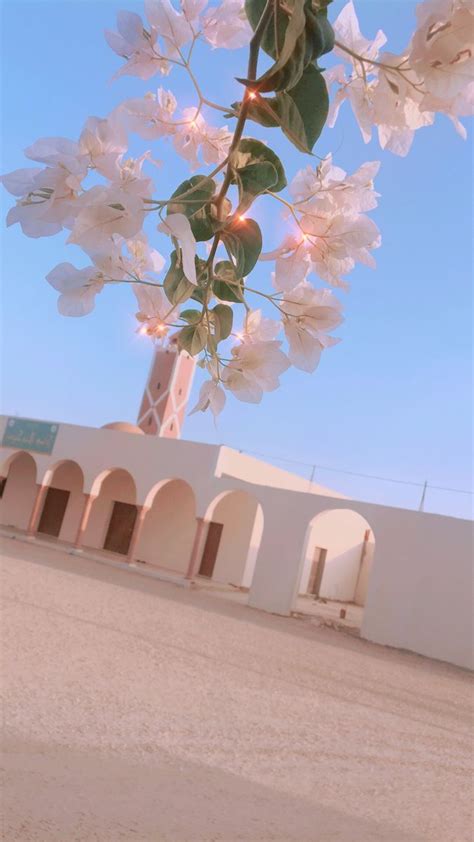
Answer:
45;461;85;544
210;491;261;587
83;470;136;550
299;510;370;601
354;538;375;606
136;480;196;574
0;451;38;531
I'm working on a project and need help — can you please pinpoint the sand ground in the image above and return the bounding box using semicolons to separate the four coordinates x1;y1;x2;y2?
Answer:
1;536;473;842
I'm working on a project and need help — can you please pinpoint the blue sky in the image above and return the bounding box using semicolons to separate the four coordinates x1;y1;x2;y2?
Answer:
1;0;472;518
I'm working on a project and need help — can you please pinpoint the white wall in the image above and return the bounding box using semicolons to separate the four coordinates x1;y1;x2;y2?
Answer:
83;470;136;550
210;492;261;587
0;452;38;531
361;512;474;670
249;491;473;670
216;447;347;498
299;510;369;602
241;505;264;589
136;480;196;574
354;538;375;606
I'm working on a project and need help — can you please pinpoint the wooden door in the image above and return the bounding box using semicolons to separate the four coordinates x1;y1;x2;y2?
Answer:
37;487;70;538
198;521;223;578
308;547;328;597
103;501;138;555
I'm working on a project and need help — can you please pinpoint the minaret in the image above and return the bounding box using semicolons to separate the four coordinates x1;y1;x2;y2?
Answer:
137;340;196;438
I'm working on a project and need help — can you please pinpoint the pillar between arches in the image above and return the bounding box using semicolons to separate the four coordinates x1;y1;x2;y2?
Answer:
26;484;49;536
185;517;207;580
74;493;97;549
127;505;149;565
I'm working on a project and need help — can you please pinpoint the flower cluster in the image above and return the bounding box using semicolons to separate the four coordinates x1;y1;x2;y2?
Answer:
326;0;473;155
1;0;472;417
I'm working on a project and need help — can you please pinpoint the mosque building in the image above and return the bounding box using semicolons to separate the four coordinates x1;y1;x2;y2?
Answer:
1;346;472;670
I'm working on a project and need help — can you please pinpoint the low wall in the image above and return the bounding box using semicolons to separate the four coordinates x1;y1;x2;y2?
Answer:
361;512;473;670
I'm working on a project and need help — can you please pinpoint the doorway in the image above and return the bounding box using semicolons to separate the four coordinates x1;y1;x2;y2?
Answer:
103;501;138;555
198;522;223;577
37;487;70;538
307;547;327;597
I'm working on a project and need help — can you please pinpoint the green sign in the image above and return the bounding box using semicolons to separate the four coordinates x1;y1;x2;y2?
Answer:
2;417;59;454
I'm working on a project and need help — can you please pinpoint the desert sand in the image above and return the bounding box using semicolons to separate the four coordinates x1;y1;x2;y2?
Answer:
1;535;473;842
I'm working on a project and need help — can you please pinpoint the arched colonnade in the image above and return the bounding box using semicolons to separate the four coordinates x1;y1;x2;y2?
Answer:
0;449;376;609
0;451;268;588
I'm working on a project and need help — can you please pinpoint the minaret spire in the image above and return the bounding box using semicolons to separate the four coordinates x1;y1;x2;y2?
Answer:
137;339;196;438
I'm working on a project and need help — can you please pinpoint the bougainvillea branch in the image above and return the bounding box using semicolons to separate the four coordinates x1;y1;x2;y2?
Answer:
1;0;473;416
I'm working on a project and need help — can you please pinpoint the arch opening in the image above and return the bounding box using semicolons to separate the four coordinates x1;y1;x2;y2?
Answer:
0;451;38;532
199;490;264;589
36;460;85;542
136;479;196;574
83;469;137;556
298;509;375;617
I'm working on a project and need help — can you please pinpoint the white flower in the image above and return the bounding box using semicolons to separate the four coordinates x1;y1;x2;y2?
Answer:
421;81;474;138
333;1;387;66
370;52;435;156
134;281;175;336
325;66;376;144
68;186;144;252
46;262;105;316
145;0;194;53
281;283;343;372
190;379;226;417
326;0;472;155
114;152;155;198
240;309;281;343
158;213;197;284
24;136;87;179
410;0;474;104
290;156;380;215
221;340;290;403
202;0;252;49
262;235;311;293
1;163;82;238
125;233;166;276
79;115;128;180
173;110;232;170
301;211;381;289
181;0;208;25
325;4;433;156
121;88;178;139
105;10;169;80
91;233;165;282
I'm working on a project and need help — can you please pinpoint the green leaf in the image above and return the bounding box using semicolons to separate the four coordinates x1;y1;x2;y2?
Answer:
168;175;217;242
180;308;202;324
241;65;329;153
245;0;286;59
221;218;262;278
235;162;278;212
212;260;244;303
248;0;307;92
212;303;233;341
233;139;287;192
191;286;207;304
168;175;215;217
177;323;208;356
163;251;196;306
244;0;334;93
188;205;218;242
